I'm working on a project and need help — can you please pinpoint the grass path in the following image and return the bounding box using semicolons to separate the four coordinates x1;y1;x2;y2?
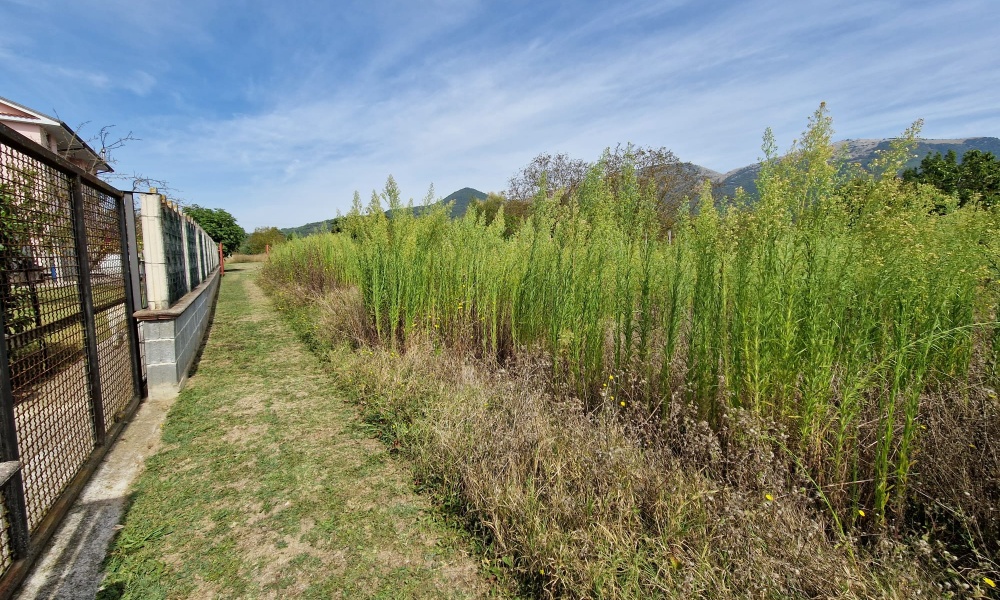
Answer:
99;264;485;599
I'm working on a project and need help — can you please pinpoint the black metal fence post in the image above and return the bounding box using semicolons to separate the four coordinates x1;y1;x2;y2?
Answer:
0;306;30;560
117;193;144;400
70;175;106;447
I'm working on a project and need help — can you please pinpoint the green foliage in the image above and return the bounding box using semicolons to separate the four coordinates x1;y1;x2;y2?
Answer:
242;226;287;255
902;148;1000;208
184;205;245;255
280;218;340;238
0;167;56;343
471;192;531;237
281;188;490;240
262;107;1000;565
506;145;709;233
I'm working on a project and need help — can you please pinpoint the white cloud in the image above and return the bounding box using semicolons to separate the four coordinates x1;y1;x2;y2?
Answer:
31;0;996;230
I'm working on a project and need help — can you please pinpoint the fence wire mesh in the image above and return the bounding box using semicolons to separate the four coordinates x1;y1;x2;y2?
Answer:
162;205;185;305
186;220;199;291
0;142;97;533
81;186;132;430
0;125;141;585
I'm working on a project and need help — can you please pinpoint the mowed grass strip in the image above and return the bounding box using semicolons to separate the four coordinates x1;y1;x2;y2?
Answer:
99;264;485;599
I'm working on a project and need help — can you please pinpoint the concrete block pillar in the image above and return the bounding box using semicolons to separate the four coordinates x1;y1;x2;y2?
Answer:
139;192;169;310
178;207;192;294
200;228;207;280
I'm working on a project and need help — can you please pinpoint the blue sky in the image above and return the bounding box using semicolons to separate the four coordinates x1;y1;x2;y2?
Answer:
2;0;998;230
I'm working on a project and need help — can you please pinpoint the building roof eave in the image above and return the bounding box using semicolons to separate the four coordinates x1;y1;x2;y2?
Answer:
46;122;113;173
0;96;113;174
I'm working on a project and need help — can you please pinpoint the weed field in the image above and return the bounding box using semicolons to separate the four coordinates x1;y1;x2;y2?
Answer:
262;109;1000;598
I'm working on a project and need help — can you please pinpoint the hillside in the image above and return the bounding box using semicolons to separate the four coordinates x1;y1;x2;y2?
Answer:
281;187;488;238
407;187;487;218
714;137;1000;198
280;219;338;239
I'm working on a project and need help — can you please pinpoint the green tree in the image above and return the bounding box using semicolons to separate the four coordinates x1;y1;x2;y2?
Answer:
902;149;1000;208
184;205;246;255
243;227;287;255
506;145;710;233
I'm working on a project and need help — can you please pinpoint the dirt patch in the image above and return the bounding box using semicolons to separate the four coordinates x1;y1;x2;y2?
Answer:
221;393;269;419
221;424;268;444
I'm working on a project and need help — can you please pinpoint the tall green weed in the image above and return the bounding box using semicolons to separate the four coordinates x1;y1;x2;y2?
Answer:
262;106;1000;536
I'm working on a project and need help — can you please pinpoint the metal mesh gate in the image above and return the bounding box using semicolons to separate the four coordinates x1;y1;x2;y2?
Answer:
0;123;144;596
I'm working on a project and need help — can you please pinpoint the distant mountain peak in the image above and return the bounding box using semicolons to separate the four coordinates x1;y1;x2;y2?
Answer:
714;136;1000;198
445;187;487;198
406;187;486;218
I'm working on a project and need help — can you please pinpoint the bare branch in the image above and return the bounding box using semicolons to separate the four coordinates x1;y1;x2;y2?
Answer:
95;125;139;158
102;171;176;195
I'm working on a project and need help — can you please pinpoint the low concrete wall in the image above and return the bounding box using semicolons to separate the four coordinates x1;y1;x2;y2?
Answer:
135;268;221;399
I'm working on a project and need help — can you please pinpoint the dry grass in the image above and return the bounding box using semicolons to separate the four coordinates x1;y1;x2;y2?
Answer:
268;282;1000;599
226;253;269;264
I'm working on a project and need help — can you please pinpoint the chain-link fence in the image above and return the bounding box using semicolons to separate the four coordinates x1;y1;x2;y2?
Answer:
0;123;144;596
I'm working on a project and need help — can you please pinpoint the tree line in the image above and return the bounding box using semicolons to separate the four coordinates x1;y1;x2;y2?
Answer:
184;145;1000;256
184;205;288;256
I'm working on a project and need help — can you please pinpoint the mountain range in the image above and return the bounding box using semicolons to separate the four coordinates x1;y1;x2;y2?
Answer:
712;137;1000;198
281;137;999;236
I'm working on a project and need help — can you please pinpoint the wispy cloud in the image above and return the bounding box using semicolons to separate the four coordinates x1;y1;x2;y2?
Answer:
2;0;998;229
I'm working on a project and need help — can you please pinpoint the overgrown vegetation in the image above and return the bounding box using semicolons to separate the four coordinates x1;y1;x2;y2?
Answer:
184;204;246;255
902;148;1000;209
261;106;1000;598
242;226;287;255
225;252;269;264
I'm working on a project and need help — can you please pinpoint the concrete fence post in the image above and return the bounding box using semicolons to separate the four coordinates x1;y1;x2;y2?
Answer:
198;229;208;283
204;233;210;279
179;208;192;294
209;231;216;269
139;192;169;310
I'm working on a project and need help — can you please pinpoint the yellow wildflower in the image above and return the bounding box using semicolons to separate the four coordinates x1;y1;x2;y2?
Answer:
858;509;865;517
985;577;996;588
765;493;774;502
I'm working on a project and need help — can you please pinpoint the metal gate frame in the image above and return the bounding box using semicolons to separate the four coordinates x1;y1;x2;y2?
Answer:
0;122;146;598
